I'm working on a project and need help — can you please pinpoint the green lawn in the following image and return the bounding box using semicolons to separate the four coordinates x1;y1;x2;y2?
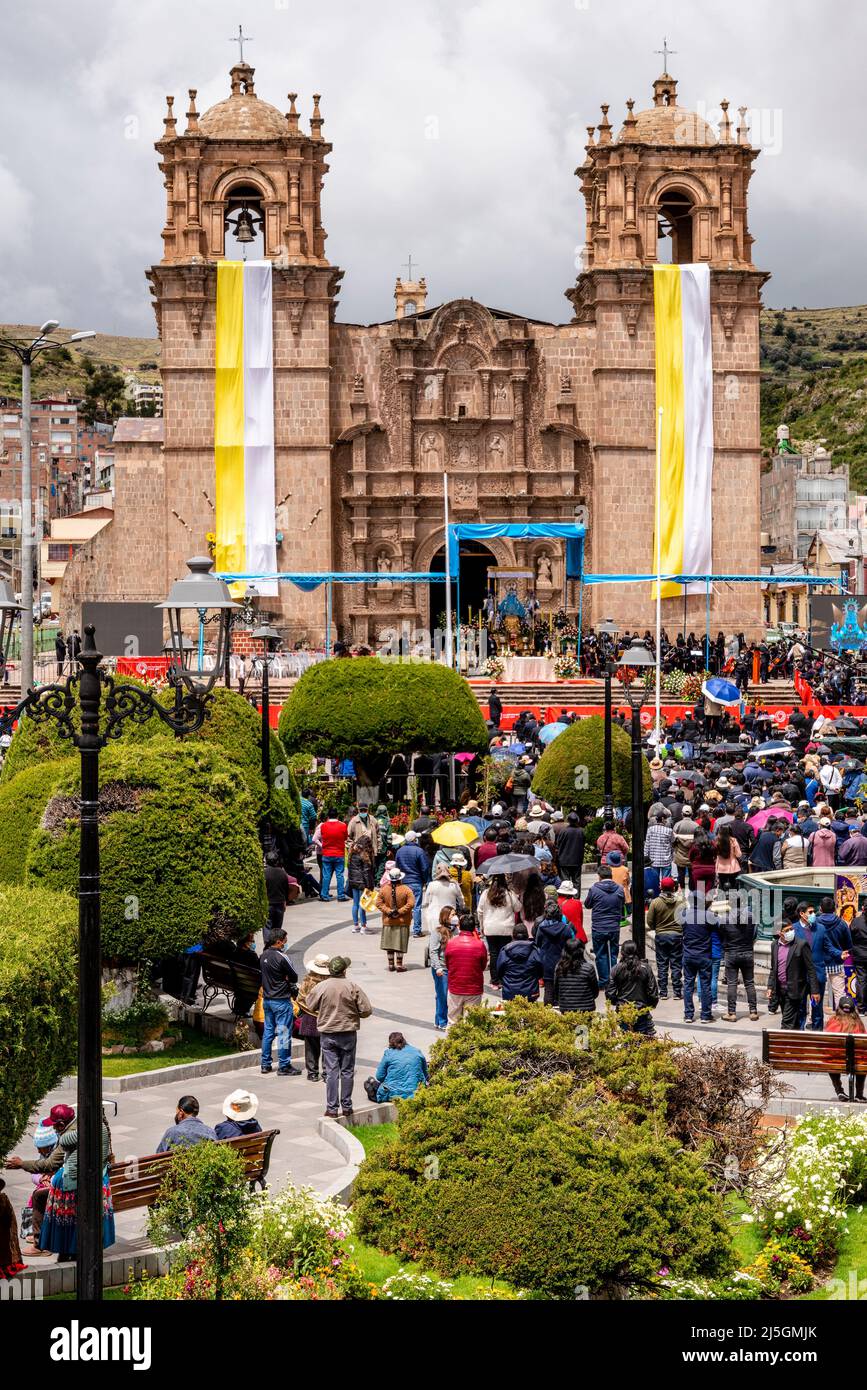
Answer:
347;1121;398;1155
799;1207;867;1300
94;1024;235;1077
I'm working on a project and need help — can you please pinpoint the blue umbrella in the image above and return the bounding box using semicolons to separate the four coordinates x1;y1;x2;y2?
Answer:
538;722;568;745
754;740;792;756
491;743;523;759
701;677;741;707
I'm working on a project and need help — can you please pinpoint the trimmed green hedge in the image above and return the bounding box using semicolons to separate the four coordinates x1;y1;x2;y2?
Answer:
0;884;78;1158
153;686;300;832
1;682;299;832
26;742;267;962
530;714;651;813
279;659;488;782
0;759;73;884
0;675;158;785
352;1003;733;1298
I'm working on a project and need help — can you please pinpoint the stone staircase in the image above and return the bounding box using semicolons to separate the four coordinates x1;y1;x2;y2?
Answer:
466;676;801;710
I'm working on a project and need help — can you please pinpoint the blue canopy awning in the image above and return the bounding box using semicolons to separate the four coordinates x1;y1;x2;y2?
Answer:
447;523;585;575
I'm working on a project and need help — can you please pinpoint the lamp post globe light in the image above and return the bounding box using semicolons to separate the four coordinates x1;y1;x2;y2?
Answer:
0;556;236;1301
0;326;96;695
595;618;619;822
616;639;654;959
251;622;280;831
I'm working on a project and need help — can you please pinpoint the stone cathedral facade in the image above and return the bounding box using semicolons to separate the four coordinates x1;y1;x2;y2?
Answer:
63;62;767;645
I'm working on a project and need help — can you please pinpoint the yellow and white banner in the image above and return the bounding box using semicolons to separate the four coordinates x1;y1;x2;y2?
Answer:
214;259;277;596
652;263;714;598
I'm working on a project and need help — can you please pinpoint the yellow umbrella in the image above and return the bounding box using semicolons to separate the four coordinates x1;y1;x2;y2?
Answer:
431;820;480;847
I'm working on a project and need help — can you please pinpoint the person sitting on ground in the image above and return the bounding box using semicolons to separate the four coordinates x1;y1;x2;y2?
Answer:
552;938;599;1015
825;996;867;1103
371;1032;429;1102
214;1089;263;1141
605;941;660;1035
155;1096;218;1152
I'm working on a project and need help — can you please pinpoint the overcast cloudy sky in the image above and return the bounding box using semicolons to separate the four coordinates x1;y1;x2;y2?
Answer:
2;0;865;336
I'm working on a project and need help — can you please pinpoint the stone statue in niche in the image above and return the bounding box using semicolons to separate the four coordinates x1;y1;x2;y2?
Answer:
536;552;554;587
487;434;505;467
376;551;393;573
420;432;441;469
455;439;474;468
493;379;509;412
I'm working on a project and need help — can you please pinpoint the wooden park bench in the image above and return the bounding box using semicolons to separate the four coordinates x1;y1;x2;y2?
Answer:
109;1129;280;1212
762;1029;867;1102
199;951;261;1017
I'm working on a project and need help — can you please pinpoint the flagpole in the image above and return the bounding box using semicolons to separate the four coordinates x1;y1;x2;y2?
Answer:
655;405;663;745
443;472;453;669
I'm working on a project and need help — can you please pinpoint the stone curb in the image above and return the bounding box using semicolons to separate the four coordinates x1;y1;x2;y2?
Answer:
316;1102;398;1205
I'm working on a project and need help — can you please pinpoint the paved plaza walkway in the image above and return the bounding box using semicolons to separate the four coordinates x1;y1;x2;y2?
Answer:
6;874;845;1272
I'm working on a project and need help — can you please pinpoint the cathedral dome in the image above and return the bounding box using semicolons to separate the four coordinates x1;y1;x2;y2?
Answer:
200;64;287;140
617;73;717;147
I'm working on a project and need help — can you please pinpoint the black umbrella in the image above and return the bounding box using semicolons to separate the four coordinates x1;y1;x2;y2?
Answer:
477;852;540;877
832;717;861;733
671;770;706;786
707;742;745;755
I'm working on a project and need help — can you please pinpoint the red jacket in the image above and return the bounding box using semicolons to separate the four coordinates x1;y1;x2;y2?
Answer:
320;819;348;858
444;932;488;995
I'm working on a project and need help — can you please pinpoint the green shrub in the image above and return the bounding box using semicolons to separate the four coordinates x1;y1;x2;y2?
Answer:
102;998;171;1046
2;682;300;833
353;1003;733;1298
0;759;73;883
0;884;78;1157
148;1141;254;1301
152;686;299;832
26;742;267;962
530;714;650;813
0;675;158;784
279;658;488;786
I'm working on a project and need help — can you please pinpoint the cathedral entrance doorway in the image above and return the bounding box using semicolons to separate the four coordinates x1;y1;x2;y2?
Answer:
428;540;496;627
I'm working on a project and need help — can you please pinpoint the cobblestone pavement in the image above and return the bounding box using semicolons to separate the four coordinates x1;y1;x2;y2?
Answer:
6;875;843;1270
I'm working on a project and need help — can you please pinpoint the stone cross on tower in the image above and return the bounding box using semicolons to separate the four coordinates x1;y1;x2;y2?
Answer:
654;37;677;73
402;253;416;281
229;25;253;62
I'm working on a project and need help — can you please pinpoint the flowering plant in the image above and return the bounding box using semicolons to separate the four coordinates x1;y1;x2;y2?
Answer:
485;655;505;682
554;655;578;680
381;1271;456;1300
752;1109;867;1267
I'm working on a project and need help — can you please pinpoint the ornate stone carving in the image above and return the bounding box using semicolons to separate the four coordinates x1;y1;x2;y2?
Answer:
487;433;506;467
420;432;442;469
449;436;478;469
453;476;477;508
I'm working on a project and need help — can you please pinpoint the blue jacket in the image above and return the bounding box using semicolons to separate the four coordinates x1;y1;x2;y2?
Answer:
749;830;777;871
533;916;573;978
394;843;431;888
584;879;625;933
498;939;543;1000
813;912;853;974
680;902;714;959
804;777;819;806
375;1044;428;1100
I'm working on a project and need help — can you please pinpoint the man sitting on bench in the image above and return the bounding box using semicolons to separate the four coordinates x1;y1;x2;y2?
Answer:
155;1095;218;1152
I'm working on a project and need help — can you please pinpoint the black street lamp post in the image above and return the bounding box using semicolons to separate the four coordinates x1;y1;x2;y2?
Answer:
616;639;655;959
252;623;280;830
0;558;236;1301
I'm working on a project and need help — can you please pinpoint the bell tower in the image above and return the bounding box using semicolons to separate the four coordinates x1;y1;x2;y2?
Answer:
567;70;769;637
146;63;344;640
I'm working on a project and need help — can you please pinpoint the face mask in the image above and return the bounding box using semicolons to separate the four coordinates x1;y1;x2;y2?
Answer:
806;911;816;924
781;928;795;944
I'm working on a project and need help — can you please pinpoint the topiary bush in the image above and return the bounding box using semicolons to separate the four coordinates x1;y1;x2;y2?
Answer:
0;758;73;883
25;742;267;962
0;884;78;1158
0;675;158;785
530;714;650;814
352;1002;733;1298
152;686;300;832
1;682;300;833
279;658;489;788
